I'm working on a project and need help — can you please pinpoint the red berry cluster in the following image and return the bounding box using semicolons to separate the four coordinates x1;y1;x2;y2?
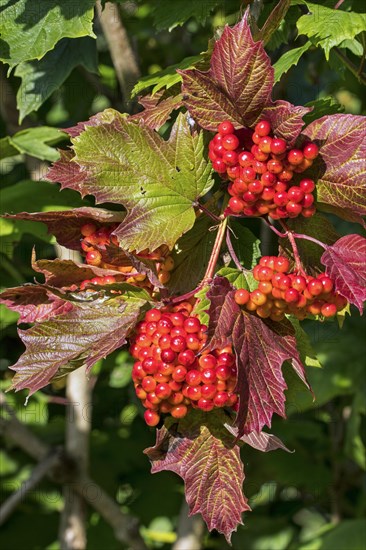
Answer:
79;275;118;290
130;302;238;426
234;256;347;321
208;120;319;220
80;223;174;286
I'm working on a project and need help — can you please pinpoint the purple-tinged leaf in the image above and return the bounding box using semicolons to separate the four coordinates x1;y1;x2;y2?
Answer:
64;111;113;138
261;100;311;146
180;12;273;130
7;294;146;395
3;208;125;251
301;114;366;224
206;277;309;435
0;285;72;324
225;424;292;453
32;258;122;288
179;12;309;140
144;409;250;542
52;110;213;252
129;91;183;130
321;234;366;314
47;150;88;194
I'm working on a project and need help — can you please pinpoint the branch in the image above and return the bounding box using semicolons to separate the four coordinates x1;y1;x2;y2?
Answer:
96;1;140;111
333;47;366;86
59;368;92;550
0;393;147;550
0;450;60;525
172;499;205;550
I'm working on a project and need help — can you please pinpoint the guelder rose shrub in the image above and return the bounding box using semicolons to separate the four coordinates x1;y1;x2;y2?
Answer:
1;13;365;542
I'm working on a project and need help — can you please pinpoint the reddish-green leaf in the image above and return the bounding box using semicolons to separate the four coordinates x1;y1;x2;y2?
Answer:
206;277;309;435
48;110;213;252
179;12;309;142
3;291;147;395
0;285;72;324
144;409;250;542
302;114;366;223
3;208;125;251
321;235;366;314
129;91;183;130
225;424;292;453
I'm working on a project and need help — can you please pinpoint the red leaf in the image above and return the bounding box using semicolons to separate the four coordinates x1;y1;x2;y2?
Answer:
47;150;88;194
0;285;72;324
6;295;143;395
3;208;125;251
129;91;183;130
206;277;309;435
32;258;122;288
144;410;250;542
225;424;292;453
301;114;366;224
321;234;366;314
179;12;309;141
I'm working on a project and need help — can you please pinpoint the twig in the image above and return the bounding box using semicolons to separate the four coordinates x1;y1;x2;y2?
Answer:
334;0;345;8
96;1;140;110
279;220;304;274
172;499;205;550
203;218;228;283
333;47;366;86
226;229;249;272
0;450;60;525
0;393;148;549
197;202;221;222
59;368;92;550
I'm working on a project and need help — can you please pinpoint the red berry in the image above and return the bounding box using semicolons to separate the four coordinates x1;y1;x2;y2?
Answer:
155;383;172;400
251;145;268;162
218;121;235;135
307;279;324;296
85;250;102;266
144;410;160;426
185;369;202;386
222;150;238;166
285;288;300;303
238;151;254;167
222;134;240;151
81;223;97;237
258;136;273;154
178;349;196;367
228;197;245;214
201;384;217;399
199;354;217;370
183;317;201;334
270;138;287;155
142;376;157;393
299;178;315;193
286;201;302;216
302;193;314;208
302;142;319;160
213;392;228;407
287;186;304;203
170;405;188;418
197;398;215;412
161;349;176;363
267;159;283;174
287;149;304;166
172;366;188;382
255;120;271;136
170;336;187;353
321;303;337;317
212;158;227;173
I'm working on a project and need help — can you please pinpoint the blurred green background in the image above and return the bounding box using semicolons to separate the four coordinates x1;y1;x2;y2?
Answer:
0;1;365;549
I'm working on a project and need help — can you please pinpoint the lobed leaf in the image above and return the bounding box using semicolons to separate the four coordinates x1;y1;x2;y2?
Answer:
179;12;310;143
321;235;366;314
302;114;366;224
273;41;311;82
3;291;147;395
4;208;125;251
144;409;250;542
206;277;309;435
14;37;97;123
297;3;366;59
0;0;96;68
129;91;183;131
0;127;66;162
49;110;214;252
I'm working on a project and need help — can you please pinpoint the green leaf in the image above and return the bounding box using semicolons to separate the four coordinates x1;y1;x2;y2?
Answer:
273;41;311;82
297;3;366;59
167;214;216;295
152;0;219;31
0;0;96;68
0;127;66;162
289;318;322;368
216;267;258;291
144;409;250;542
303;97;344;125
52;110;214;252
299;520;366;550
345;389;366;469
15;37;98;123
228;220;261;269
132;55;204;97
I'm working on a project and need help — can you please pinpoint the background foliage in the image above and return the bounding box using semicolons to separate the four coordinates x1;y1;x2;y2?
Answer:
0;1;365;549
